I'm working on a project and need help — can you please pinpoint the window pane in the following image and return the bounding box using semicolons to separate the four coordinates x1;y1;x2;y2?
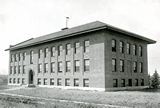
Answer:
112;59;116;71
66;61;71;72
50;79;54;85
83;79;89;87
57;79;62;86
58;62;63;72
113;79;118;87
127;43;130;54
74;79;79;87
75;42;80;54
51;47;55;57
75;60;80;72
65;79;70;86
51;63;55;73
84;59;89;71
66;44;71;55
112;40;116;52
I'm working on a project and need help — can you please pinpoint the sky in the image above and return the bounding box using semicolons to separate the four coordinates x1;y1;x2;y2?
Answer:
0;0;160;75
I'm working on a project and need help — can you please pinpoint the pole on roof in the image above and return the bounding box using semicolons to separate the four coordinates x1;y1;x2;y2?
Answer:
66;17;69;28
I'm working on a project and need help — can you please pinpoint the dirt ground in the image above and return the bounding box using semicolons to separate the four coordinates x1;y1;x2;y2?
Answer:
0;85;160;108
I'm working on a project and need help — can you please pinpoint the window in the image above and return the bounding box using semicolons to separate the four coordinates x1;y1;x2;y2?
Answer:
66;61;71;72
128;79;132;86
121;79;125;87
14;66;17;74
119;41;124;53
51;47;55;57
135;79;138;86
39;49;42;58
37;78;41;85
22;78;25;84
57;78;62;86
139;46;142;56
84;59;89;72
13;78;16;83
45;48;48;58
120;60;124;72
10;54;13;62
75;42;80;54
141;79;144;86
17;78;20;84
113;79;118;87
58;45;63;56
112;59;116;72
15;54;17;62
83;79;89;87
30;51;33;64
139;62;143;73
23;52;26;60
51;62;55;73
44;78;47;85
9;78;12;83
38;64;42;73
112;39;116;52
133;62;137;72
18;66;21;74
65;79;70;86
44;63;48;73
58;62;63;73
10;66;13;74
66;44;71;55
50;79;54;85
133;44;137;55
84;40;90;53
127;43;130;54
19;53;21;61
74;79;79;87
23;65;26;74
75;60;80;72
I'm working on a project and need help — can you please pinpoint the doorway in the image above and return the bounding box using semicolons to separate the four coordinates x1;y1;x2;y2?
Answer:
29;70;34;84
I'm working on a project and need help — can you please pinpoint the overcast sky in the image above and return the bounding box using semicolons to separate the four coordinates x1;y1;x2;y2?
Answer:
0;0;160;75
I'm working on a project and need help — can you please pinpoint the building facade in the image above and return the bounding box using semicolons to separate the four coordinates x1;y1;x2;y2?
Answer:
6;21;156;91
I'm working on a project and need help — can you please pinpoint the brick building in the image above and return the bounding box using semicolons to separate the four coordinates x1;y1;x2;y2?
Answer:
5;21;156;91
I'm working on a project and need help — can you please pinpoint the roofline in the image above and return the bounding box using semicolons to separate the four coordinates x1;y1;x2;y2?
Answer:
6;22;156;51
105;24;156;44
6;26;107;51
5;38;34;51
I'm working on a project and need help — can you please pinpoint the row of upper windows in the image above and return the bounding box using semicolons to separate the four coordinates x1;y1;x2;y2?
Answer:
10;65;26;74
10;59;90;74
112;59;143;73
112;39;143;56
39;59;89;73
10;40;90;63
113;79;144;87
37;78;89;87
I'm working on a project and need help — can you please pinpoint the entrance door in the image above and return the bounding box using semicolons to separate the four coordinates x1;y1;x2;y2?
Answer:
29;70;34;84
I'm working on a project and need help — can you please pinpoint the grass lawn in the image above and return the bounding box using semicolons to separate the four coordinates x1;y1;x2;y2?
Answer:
0;86;160;108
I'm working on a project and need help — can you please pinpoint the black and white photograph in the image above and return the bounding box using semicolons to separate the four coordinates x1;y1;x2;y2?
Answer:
0;0;160;107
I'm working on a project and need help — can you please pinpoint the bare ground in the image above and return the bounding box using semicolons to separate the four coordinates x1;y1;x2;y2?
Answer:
0;85;160;108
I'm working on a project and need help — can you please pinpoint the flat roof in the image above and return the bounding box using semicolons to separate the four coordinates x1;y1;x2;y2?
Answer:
5;21;156;51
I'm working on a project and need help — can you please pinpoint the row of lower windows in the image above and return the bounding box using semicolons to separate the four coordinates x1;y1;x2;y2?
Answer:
112;59;143;73
113;79;144;87
112;39;143;56
9;78;25;84
37;78;89;87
